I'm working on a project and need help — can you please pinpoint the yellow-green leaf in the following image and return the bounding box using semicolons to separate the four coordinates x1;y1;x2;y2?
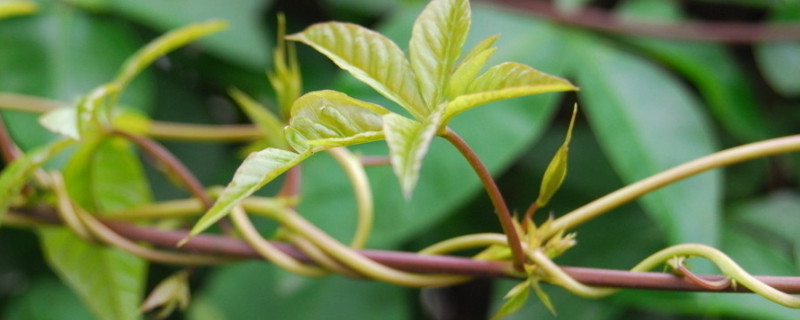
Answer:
492;280;531;320
0;0;36;19
535;105;577;207
184;148;310;242
140;270;191;319
383;110;442;199
267;14;302;118
229;87;287;149
447;35;499;99
284;90;390;152
115;20;227;90
39;107;80;140
287;23;426;119
409;0;470;107
444;62;577;125
0;139;74;227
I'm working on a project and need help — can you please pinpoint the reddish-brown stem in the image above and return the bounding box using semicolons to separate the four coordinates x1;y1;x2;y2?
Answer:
0;114;22;163
676;265;731;291
278;166;302;199
488;0;800;44
360;155;392;166
441;128;525;271
12;207;800;293
112;130;213;209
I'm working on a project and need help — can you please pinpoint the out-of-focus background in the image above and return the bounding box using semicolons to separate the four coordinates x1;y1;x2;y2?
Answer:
1;0;800;319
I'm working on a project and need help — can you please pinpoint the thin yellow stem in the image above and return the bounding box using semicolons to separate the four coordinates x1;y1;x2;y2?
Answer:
326;147;373;249
230;206;327;276
50;172;94;241
549;135;800;238
418;233;508;255
106;198;205;220
529;250;616;298
283;233;359;278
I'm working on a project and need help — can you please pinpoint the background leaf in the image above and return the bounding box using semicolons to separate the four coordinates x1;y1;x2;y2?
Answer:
572;33;721;247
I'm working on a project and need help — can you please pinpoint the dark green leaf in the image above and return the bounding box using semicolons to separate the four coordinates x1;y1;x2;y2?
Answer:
2;278;95;320
573;34;721;246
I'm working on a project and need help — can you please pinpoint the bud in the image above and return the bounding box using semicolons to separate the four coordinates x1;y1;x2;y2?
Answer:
535;104;578;207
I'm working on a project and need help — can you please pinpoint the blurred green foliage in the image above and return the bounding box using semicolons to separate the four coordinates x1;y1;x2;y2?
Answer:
1;0;800;319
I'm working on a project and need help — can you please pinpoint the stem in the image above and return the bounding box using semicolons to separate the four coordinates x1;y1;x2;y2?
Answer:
229;205;328;277
548;134;800;239
284;232;361;278
442;128;525;271
419;233;508;255
326;147;373;249
107;198;205;220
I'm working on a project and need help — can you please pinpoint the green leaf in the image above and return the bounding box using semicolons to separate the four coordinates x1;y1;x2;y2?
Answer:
115;19;227;90
492;281;531;320
39;227;146;320
186;148;310;240
287;22;426;119
447;35;499;99
409;0;470;107
267;14;302;118
38;107;79;140
756;41;800;96
0;1;36;19
573;34;721;246
105;0;272;69
284;90;390;152
3;278;95;320
444;62;577;125
63;136;152;213
383;111;442;199
228;87;287;149
140;270;191;319
0;139;73;227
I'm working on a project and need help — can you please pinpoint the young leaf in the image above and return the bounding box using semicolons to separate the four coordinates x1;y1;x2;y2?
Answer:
444;62;577;125
229;87;287;149
0;139;74;227
530;280;557;315
447;35;499;99
287;23;426;119
409;0;470;107
0;0;36;19
39;107;80;140
267;13;302;118
535;105;577;207
77;83;119;139
140;270;191;319
184;148;310;242
492;280;531;320
115;20;227;90
39;228;146;320
284;90;390;152
383;110;442;199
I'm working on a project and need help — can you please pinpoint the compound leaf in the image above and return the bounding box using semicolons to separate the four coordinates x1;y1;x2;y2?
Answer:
383;111;442;199
287;23;426;119
447;35;499;99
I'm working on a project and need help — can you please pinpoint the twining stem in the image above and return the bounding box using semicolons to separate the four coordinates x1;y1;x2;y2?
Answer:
284;232;361;278
419;233;508;256
441;128;525;271
326;147;373;249
229;205;328;277
548;134;800;239
0;92;261;142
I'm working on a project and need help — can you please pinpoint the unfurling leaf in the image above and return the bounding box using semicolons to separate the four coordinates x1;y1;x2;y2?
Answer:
492;280;531;320
410;0;470;107
287;23;426;119
267;13;302;117
447;35;499;99
229;87;287;149
444;62;577;125
140;270;191;319
530;279;557;315
285;90;390;152
183;148;310;242
0;1;37;19
115;20;227;90
536;105;577;207
0;139;74;227
39;107;80;140
383;110;442;199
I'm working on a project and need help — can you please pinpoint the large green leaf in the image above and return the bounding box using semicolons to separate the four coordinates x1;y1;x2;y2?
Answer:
3;278;95;320
755;3;800;97
187;148;310;239
444;62;577;125
0;139;74;227
573;34;721;246
728;191;800;265
383;111;441;199
284;90;390;152
63;137;152;213
0;4;153;150
287;22;426;119
297;3;571;247
617;0;773;142
105;0;273;69
39;228;146;320
409;0;470;107
190;262;410;320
